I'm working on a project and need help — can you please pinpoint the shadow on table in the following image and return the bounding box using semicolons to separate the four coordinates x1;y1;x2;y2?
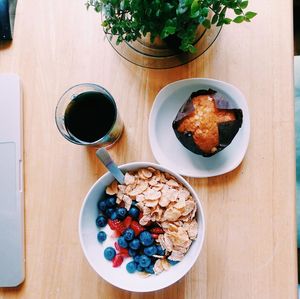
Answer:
84;127;132;179
206;160;244;189
97;274;186;299
0;40;12;50
0;283;24;296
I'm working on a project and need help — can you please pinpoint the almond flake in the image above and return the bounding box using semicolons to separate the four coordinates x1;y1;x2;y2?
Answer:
163;207;181;222
161;259;171;271
123;195;132;211
136;194;145;202
163;234;173;252
141;168;153;178
174;197;186;209
166;179;180;188
128;181;148;196
182;200;196;216
144;199;159;207
153;259;164;275
168;250;184;261
187;219;198;240
124;173;136;185
144;189;161;200
139;215;151;226
106;180;118;195
138;169;148;180
178;187;190;201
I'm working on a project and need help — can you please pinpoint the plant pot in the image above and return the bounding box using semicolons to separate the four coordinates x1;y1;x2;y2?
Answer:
106;23;221;69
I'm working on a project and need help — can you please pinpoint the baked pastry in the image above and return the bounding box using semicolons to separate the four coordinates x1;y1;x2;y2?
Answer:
172;89;243;157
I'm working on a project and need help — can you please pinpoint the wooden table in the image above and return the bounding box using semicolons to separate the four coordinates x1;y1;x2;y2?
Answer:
0;0;297;298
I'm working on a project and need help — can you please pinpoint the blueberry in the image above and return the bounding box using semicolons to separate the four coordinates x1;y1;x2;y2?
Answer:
105;208;115;217
131;200;137;206
138;255;151;268
144;245;157;256
97;231;107;243
145;264;155;274
156;245;165;256
110;212;118;220
128;248;137;257
134;255;141;263
97;200;107;212
128;206;140;219
106;197;116;208
129;238;141;250
116;207;127;220
95;215;107;228
118;236;128;248
126;261;137;274
104;247;116;261
168;259;180;265
139;231;154;246
136;264;144;272
123;228;135;241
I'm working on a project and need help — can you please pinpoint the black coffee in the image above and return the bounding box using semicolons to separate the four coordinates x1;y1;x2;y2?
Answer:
64;91;116;143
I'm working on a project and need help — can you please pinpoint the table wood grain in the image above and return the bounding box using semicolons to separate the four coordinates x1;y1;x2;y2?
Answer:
0;0;297;298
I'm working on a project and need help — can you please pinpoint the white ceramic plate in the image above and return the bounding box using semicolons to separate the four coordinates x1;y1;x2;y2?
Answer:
79;162;205;292
148;78;250;178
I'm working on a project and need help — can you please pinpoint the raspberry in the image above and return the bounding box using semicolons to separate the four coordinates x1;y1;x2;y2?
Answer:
108;219;116;230
151;233;159;239
112;254;124;267
138;212;143;221
114;242;129;257
150;227;164;234
130;220;145;236
111;230;121;238
120;250;129;258
108;219;126;233
119;201;125;208
123;216;132;229
114;241;122;251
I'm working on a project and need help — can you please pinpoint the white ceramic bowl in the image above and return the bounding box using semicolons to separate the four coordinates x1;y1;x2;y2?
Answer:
79;162;205;292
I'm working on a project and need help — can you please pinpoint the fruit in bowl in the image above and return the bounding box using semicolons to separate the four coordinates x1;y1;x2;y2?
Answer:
79;162;205;292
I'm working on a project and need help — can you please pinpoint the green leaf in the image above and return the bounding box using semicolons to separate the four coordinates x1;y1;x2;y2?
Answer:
211;14;219;25
212;1;221;13
161;26;177;39
191;10;200;18
191;0;200;15
240;1;248;9
177;6;188;15
223;18;232;24
95;4;101;12
198;16;205;24
188;44;196;53
245;11;257;19
234;8;243;15
201;7;209;16
202;19;211;29
185;0;193;6
233;16;245;23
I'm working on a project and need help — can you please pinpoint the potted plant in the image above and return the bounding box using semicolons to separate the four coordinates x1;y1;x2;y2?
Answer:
86;0;256;53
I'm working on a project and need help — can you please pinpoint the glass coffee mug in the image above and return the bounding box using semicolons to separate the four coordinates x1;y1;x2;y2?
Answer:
55;83;123;147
